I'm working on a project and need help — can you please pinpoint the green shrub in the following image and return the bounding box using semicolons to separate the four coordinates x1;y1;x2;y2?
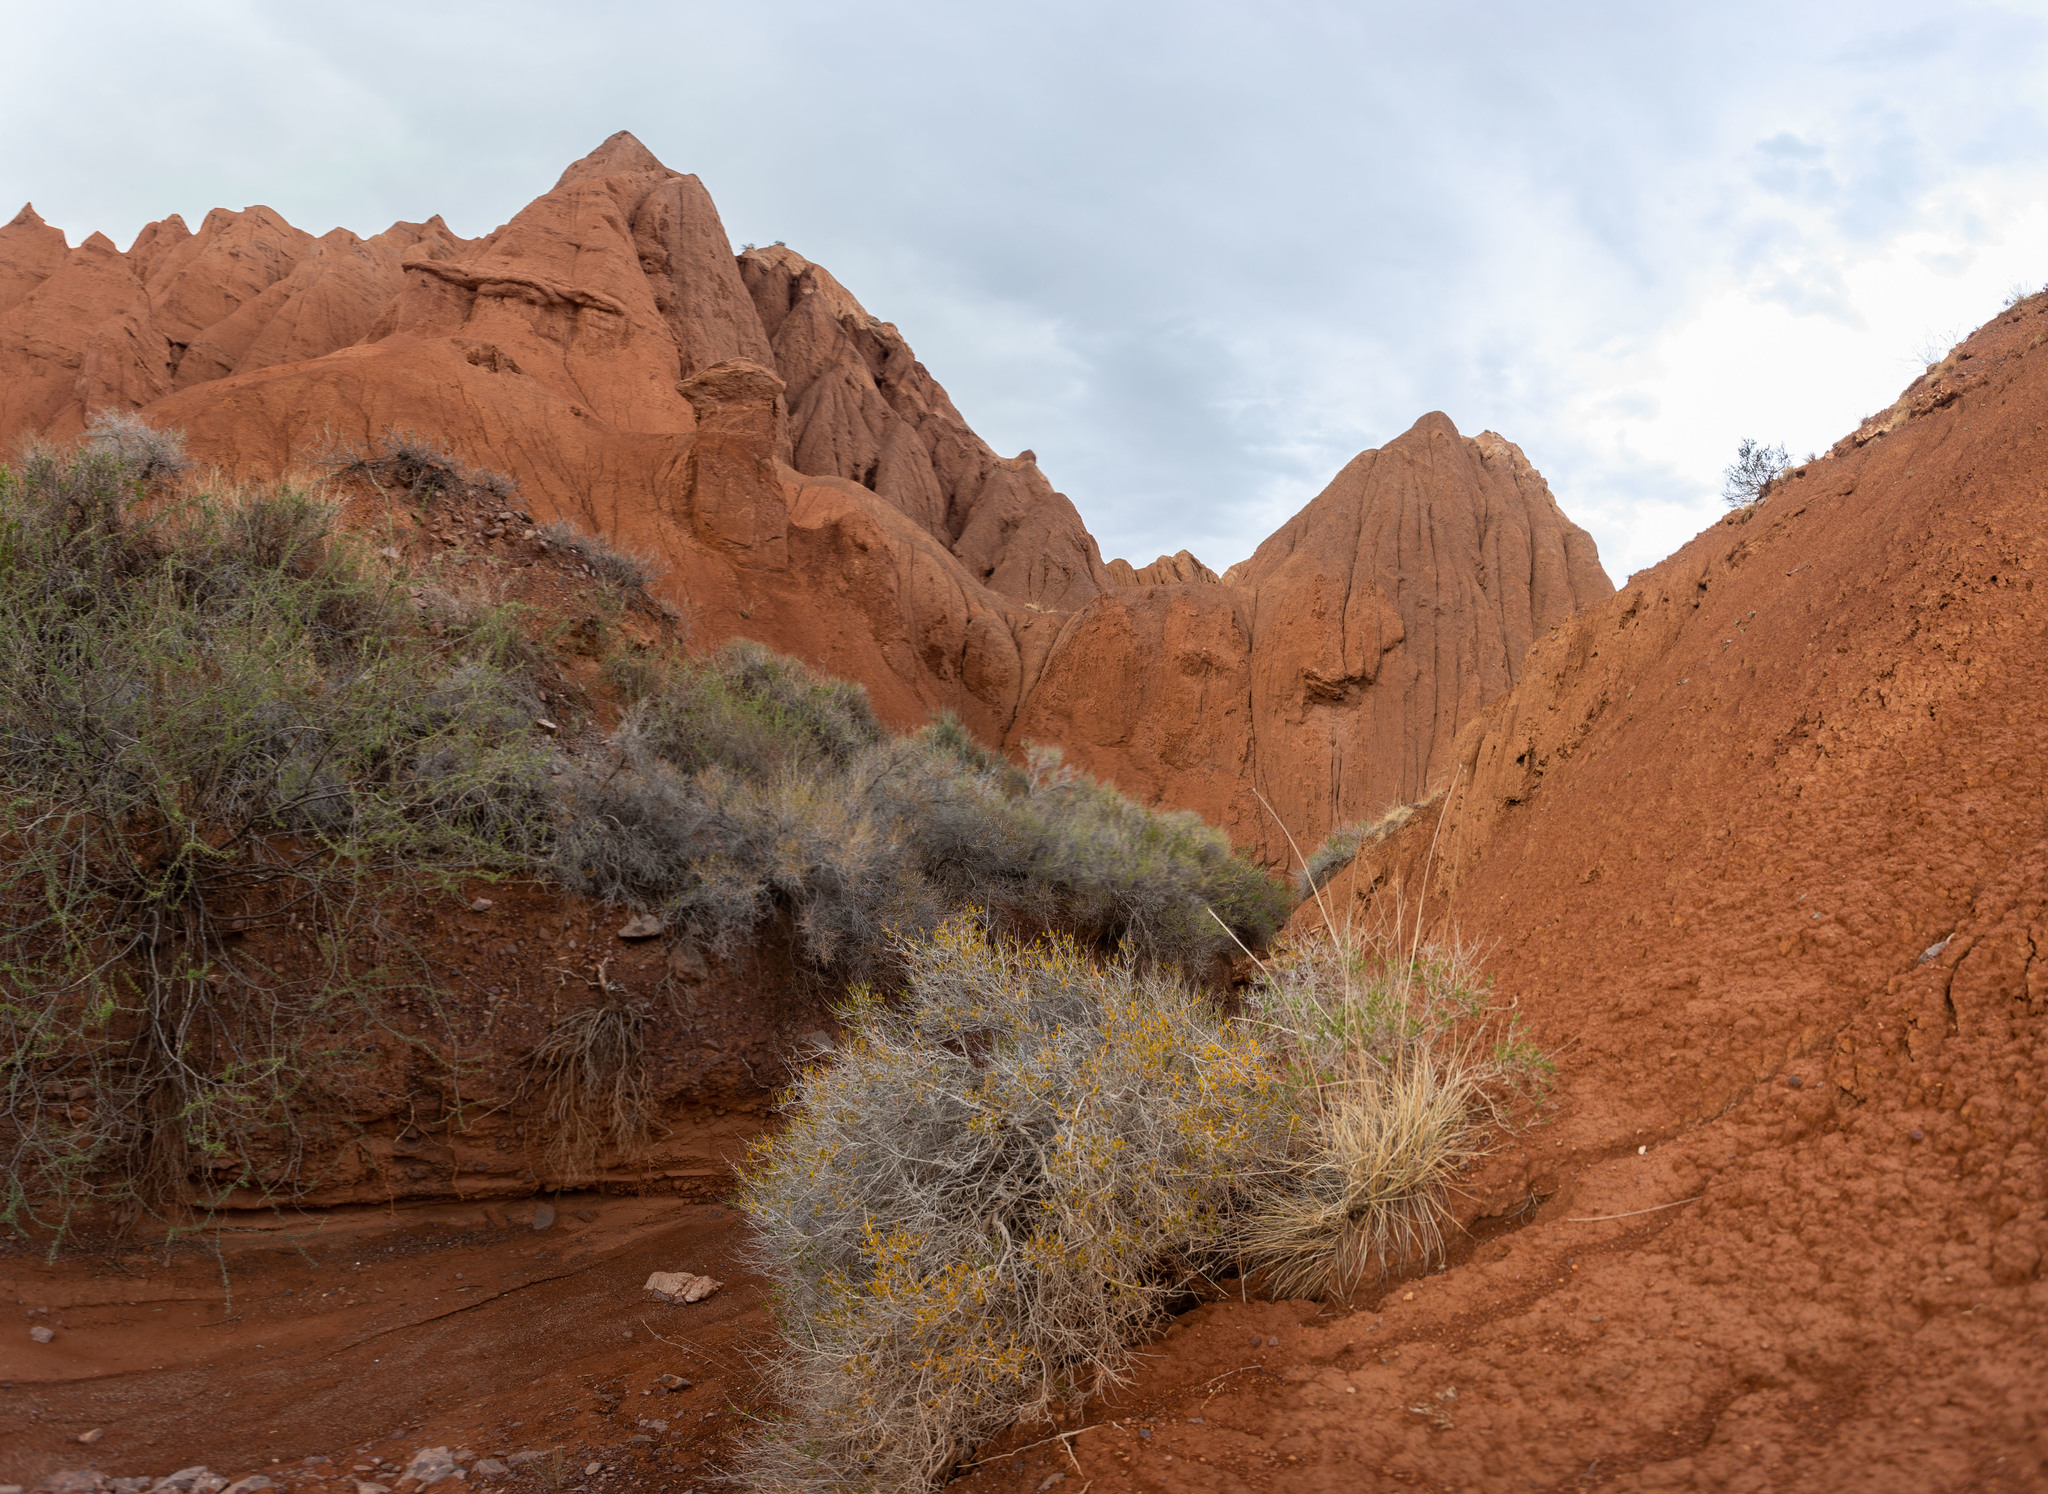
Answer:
625;638;883;778
735;916;1294;1492
0;445;553;1238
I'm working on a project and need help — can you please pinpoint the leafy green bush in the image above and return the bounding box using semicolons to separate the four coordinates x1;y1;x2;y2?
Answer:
0;444;552;1238
736;917;1294;1492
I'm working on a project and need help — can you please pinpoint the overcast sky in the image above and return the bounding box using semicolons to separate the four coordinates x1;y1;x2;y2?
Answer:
7;1;2046;579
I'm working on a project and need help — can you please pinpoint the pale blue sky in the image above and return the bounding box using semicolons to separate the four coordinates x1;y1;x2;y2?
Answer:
6;0;2046;578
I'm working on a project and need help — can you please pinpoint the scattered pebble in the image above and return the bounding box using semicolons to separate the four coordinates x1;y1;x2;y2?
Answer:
1910;1128;1926;1142
78;1428;104;1445
400;1448;460;1488
30;1324;55;1343
531;1203;556;1231
469;898;493;912
1788;1074;1804;1089
644;1270;722;1304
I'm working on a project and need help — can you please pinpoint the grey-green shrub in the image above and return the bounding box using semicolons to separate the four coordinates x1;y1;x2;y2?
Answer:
556;652;1290;973
735;917;1295;1492
0;446;552;1238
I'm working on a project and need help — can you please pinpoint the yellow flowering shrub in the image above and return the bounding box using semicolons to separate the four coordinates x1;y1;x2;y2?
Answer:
735;915;1294;1492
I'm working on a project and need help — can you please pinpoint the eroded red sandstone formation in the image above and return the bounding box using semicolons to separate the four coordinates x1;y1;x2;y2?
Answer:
1003;298;2048;1492
0;132;1608;855
1013;414;1611;858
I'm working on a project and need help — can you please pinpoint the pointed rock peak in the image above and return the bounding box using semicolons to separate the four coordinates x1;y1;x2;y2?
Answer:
8;203;47;229
554;131;674;188
80;230;118;253
1404;410;1463;442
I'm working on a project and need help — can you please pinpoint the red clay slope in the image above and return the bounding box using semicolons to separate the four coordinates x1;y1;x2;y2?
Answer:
961;301;2047;1490
0;135;1609;852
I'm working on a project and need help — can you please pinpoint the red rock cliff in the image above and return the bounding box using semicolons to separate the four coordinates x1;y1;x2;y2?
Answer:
0;133;1610;858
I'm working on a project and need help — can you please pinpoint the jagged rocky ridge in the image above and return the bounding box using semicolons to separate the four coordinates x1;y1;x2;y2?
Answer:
0;132;1611;858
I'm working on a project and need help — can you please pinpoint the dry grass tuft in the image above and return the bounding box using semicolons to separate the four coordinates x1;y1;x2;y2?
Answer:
1295;800;1420;899
1234;927;1547;1298
538;519;666;593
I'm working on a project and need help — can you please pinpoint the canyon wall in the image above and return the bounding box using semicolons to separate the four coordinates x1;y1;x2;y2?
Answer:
0;132;1610;857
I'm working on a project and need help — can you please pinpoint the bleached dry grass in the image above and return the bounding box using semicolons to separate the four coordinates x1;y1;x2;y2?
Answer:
1235;926;1547;1299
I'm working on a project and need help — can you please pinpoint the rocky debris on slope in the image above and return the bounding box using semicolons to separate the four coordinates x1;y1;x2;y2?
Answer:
1049;298;2048;1490
1012;412;1612;859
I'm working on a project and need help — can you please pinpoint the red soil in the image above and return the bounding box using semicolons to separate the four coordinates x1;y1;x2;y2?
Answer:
946;299;2048;1491
5;134;2044;1494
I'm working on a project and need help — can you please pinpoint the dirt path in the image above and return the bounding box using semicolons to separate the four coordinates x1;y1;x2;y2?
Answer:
2;1195;772;1493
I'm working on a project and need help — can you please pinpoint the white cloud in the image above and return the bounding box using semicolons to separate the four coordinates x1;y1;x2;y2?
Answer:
4;0;2045;581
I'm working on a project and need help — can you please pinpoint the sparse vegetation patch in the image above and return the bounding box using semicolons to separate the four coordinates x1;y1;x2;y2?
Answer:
0;437;551;1238
1722;437;1789;509
1233;927;1548;1299
557;651;1290;975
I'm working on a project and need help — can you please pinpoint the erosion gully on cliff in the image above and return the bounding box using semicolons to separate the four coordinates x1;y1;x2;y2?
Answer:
4;133;2044;1492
